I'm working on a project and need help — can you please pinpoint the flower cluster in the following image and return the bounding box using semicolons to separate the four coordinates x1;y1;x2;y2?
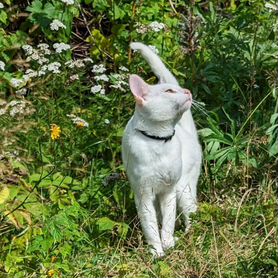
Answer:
135;21;165;34
7;42;129;101
67;114;89;128
91;85;104;94
90;64;109;95
50;19;66;31
16;43;71;88
149;21;165;32
95;74;109;82
53;43;71;53
109;73;129;92
92;64;106;74
23;43;51;65
48;62;61;73
90;64;129;94
0;99;35;117
265;2;278;12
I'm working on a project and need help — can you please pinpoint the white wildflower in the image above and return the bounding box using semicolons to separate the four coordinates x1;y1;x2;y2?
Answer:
70;74;79;81
53;42;71;53
67;114;89;127
8;100;26;117
25;69;38;78
148;45;159;54
0;108;6;116
74;117;89;127
149;21;165;32
119;66;129;72
135;23;148;34
48;62;61;73
38;43;49;50
23;75;30;82
265;2;278;11
10;78;23;88
104;119;110;124
94;74;109;82
50;19;66;31
38;57;49;65
100;89;105;95
92;64;106;74
38;70;46;76
110;81;128;91
90;85;102;93
0;60;5;71
38;44;51;55
0;3;4;8
15;88;27;96
43;48;51;55
60;0;74;5
65;59;85;68
30;51;40;61
6;100;34;117
23;69;38;81
22;45;33;56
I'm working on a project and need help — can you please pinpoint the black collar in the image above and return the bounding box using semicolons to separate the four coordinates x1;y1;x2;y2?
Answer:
138;129;175;142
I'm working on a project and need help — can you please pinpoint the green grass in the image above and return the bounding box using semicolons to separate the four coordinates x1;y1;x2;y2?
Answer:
65;181;277;278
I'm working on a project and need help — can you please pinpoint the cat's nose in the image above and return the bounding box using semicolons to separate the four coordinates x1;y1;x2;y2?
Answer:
184;89;191;95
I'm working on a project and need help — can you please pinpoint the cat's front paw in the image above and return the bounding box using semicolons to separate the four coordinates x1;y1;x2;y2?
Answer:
150;247;165;258
161;236;176;251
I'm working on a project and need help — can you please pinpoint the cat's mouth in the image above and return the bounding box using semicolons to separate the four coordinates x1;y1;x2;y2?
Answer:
182;97;192;110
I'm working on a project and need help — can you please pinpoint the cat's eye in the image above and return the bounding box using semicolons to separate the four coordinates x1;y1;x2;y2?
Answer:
165;89;176;93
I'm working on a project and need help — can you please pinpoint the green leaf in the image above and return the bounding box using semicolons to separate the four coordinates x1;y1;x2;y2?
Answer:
26;0;43;14
63;176;73;184
0;186;9;204
0;11;8;24
267;113;278;128
11;160;28;172
97;217;116;231
29;173;42;183
113;4;126;20
198;128;214;137
269;142;278;156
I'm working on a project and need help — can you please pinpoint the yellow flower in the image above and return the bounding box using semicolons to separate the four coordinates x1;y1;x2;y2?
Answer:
47;269;55;277
50;124;61;140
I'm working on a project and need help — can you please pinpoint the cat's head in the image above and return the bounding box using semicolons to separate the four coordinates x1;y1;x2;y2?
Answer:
129;74;191;122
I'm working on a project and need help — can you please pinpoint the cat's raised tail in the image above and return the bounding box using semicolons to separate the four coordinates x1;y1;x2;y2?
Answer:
130;42;178;85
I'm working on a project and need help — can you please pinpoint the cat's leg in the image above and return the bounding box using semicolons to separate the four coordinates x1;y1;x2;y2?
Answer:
134;192;164;257
176;167;199;231
158;191;177;251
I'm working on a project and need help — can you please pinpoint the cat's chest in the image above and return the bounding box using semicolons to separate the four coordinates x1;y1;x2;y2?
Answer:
124;133;182;190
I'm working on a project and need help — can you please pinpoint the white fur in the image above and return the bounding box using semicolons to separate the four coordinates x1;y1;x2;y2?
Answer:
122;43;202;257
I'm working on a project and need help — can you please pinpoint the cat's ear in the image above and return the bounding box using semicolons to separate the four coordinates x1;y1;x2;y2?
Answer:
129;74;148;106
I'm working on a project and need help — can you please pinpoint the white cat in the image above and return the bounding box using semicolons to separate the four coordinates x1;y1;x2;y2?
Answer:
122;42;202;257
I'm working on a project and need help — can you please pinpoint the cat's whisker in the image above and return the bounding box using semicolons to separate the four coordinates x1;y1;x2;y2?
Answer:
192;100;205;106
194;107;209;117
191;101;209;117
